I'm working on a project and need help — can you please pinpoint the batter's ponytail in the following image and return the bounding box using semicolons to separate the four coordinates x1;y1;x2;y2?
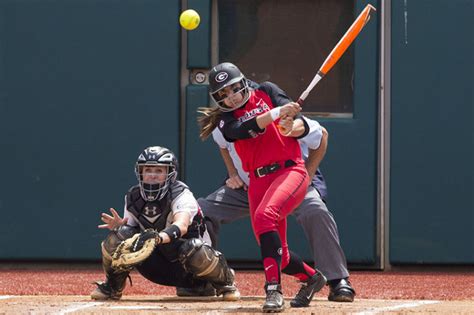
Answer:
197;106;222;140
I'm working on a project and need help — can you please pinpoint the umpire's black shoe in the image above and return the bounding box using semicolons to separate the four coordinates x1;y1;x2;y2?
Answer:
262;283;284;313
328;278;355;302
290;271;327;308
176;282;216;297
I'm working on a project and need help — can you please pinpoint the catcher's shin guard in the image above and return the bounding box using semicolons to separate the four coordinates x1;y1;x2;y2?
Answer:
91;226;137;300
91;257;130;300
178;238;240;301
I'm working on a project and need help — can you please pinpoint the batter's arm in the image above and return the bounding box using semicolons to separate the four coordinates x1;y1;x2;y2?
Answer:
306;127;328;179
278;116;309;138
219;114;265;141
255;103;301;130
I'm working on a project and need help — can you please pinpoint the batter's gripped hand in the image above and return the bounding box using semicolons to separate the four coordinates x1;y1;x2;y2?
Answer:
278;116;294;136
111;229;159;270
226;174;248;191
279;102;301;118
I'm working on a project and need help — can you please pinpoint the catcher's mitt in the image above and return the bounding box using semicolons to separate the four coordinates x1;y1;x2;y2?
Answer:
111;229;159;270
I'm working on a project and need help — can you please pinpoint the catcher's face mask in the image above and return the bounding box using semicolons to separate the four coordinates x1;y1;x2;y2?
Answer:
138;165;176;201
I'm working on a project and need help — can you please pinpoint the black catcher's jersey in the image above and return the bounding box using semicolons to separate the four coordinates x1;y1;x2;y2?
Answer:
124;181;206;262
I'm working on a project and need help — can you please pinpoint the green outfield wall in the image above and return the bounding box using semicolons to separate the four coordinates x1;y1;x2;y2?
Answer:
389;0;473;264
0;0;181;259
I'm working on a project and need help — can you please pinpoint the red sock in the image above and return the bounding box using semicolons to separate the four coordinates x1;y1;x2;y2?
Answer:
263;257;280;283
260;232;282;283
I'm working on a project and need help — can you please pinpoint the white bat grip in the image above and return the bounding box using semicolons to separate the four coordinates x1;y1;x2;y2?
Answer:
298;73;323;102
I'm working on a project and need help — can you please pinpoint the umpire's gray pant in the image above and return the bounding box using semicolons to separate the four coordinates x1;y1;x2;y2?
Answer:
197;185;350;281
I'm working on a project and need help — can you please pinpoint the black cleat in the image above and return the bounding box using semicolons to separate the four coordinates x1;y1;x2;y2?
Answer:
214;284;241;301
90;281;123;300
91;273;131;301
328;278;355;302
290;271;327;308
262;283;284;313
213;268;241;301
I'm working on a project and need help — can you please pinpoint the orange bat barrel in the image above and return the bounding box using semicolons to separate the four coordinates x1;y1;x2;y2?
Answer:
319;4;376;76
296;4;376;105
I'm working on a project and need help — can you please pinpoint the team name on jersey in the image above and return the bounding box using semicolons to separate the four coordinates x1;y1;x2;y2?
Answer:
237;98;270;122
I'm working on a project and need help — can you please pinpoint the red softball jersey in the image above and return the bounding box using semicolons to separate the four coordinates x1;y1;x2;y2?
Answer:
218;81;306;173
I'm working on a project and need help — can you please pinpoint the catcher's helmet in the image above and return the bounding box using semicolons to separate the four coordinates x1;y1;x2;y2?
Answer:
209;62;249;112
135;146;178;201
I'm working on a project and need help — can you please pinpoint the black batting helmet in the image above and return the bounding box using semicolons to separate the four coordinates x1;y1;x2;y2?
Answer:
208;62;249;112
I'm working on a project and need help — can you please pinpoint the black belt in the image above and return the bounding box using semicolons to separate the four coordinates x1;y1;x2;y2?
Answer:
254;160;296;178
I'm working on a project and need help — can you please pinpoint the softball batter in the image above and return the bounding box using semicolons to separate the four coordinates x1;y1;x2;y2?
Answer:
200;62;326;312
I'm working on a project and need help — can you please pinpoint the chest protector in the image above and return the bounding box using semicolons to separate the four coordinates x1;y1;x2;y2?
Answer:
126;181;206;261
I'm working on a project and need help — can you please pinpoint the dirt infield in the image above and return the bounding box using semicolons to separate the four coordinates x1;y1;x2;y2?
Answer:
1;295;474;314
0;266;473;314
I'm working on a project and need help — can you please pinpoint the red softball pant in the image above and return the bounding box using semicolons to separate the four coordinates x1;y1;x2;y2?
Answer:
248;162;310;268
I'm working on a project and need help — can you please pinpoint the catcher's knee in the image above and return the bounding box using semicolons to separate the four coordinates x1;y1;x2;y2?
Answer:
178;238;234;286
101;225;140;260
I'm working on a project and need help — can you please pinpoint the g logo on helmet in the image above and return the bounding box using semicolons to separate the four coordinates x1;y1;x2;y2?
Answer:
215;72;228;83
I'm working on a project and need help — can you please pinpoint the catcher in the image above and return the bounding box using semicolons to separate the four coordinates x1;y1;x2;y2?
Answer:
91;145;240;301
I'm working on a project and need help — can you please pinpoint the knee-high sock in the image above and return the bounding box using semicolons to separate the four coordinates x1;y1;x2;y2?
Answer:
281;250;316;282
259;231;282;284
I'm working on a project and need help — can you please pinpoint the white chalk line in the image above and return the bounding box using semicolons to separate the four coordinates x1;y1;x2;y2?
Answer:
56;302;104;315
0;295;15;300
108;305;164;310
355;300;440;315
108;304;243;311
0;296;103;314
